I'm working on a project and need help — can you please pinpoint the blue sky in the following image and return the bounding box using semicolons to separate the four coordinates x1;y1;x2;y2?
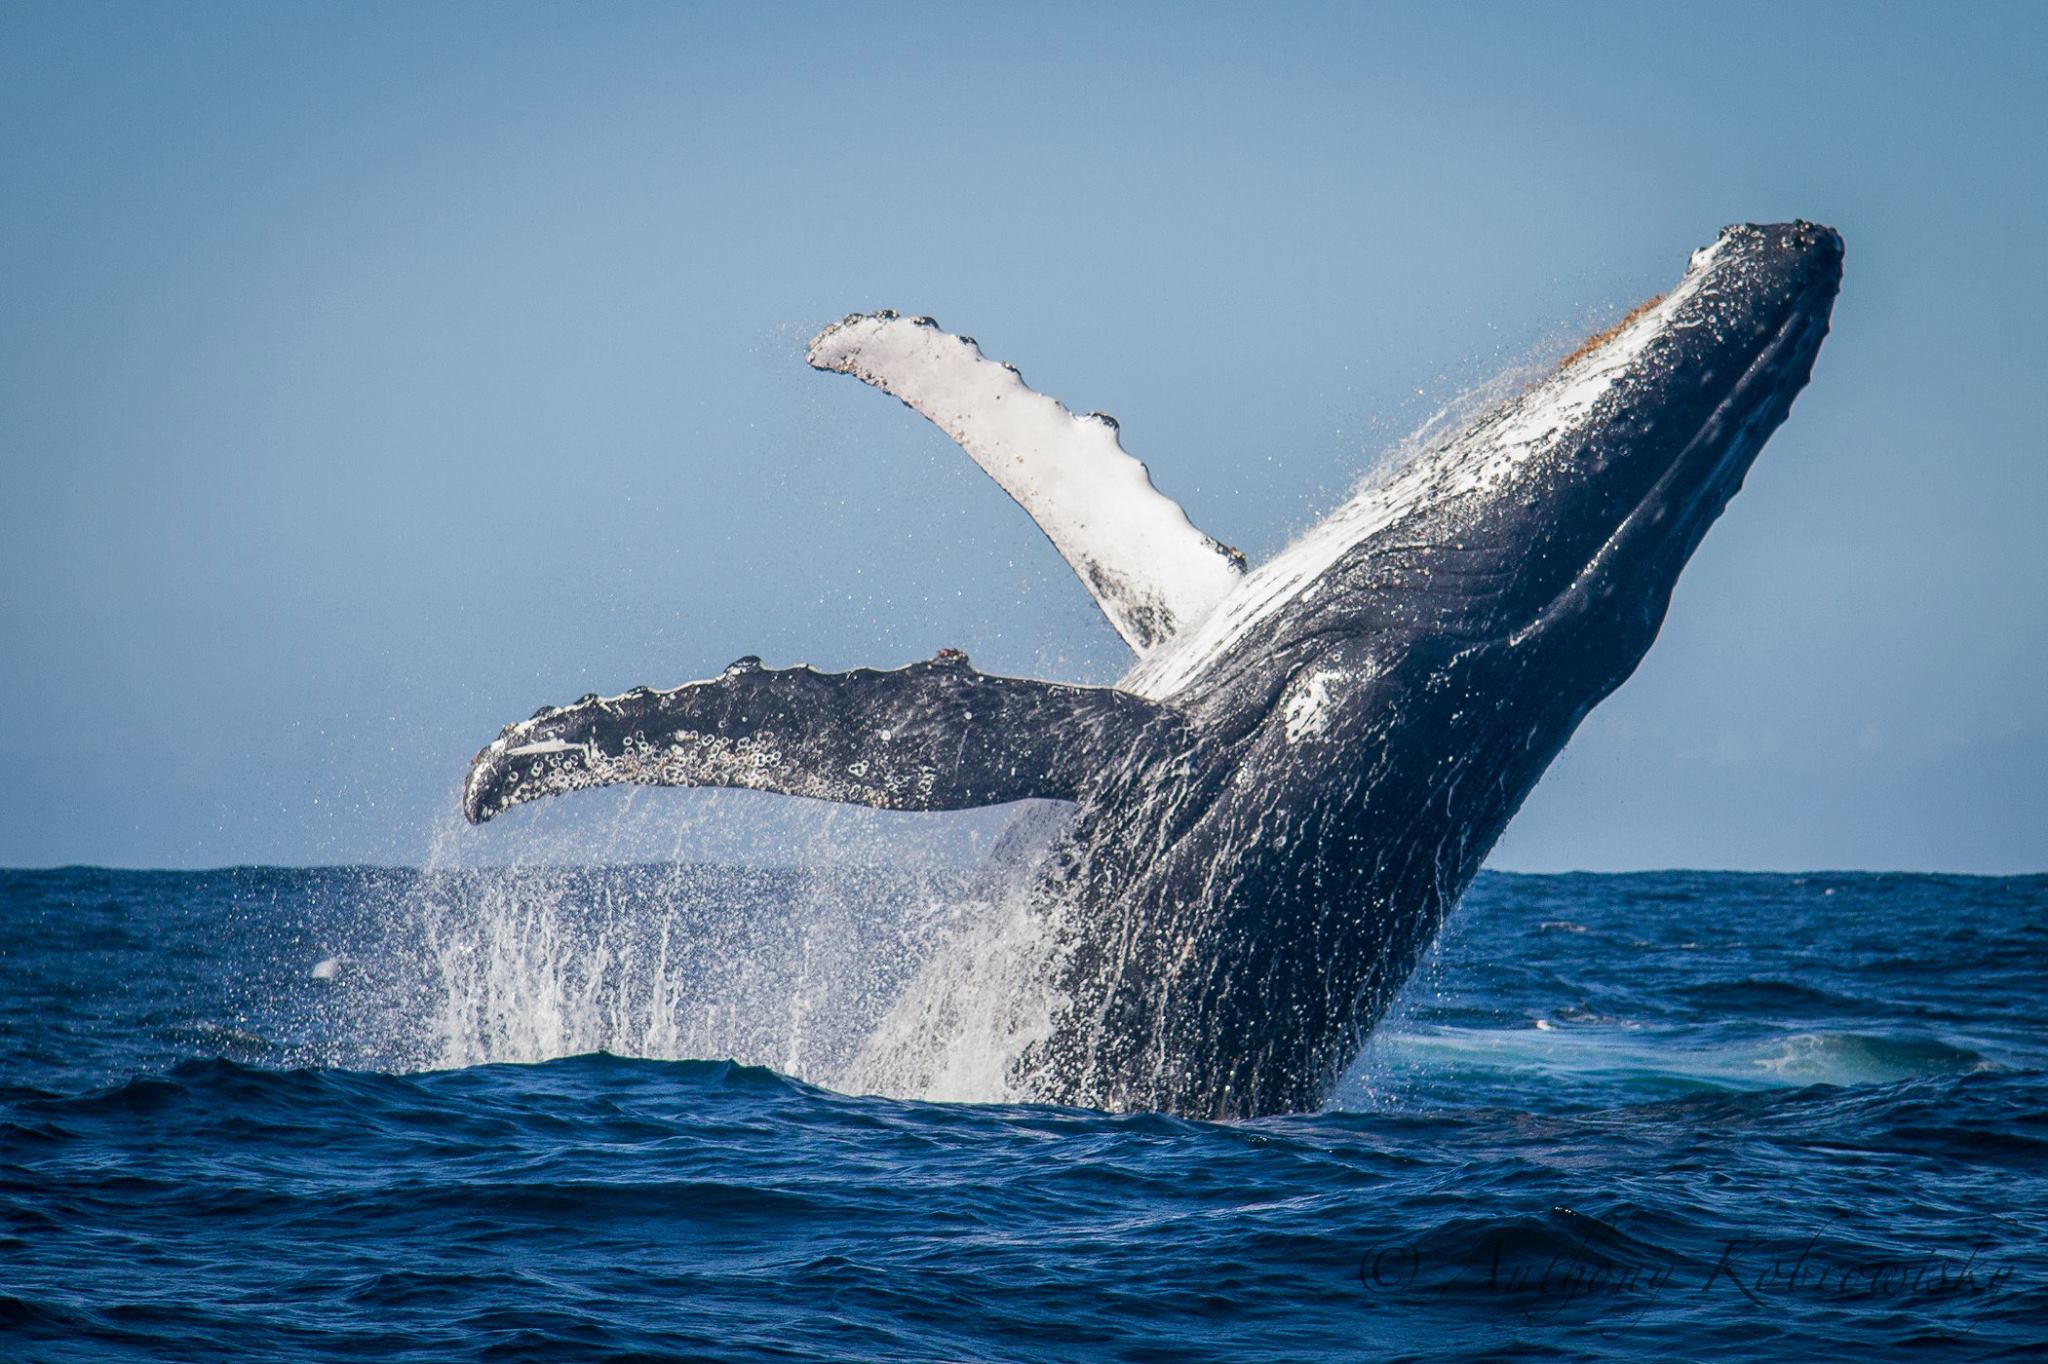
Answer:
1;2;2042;870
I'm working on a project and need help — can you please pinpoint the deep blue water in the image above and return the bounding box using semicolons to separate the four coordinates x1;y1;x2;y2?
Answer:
3;867;2044;1361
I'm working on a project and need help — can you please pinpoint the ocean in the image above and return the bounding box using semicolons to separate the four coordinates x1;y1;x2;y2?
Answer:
2;866;2042;1360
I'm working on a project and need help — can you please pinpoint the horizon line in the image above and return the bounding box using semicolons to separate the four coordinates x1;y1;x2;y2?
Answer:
4;862;2042;879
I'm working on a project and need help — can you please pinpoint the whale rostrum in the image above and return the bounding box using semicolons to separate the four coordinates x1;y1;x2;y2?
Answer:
464;222;1844;1119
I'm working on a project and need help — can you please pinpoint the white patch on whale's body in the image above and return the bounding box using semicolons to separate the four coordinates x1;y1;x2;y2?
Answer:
1283;667;1352;743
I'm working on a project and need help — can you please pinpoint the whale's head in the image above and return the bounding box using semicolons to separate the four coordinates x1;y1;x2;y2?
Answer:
1174;223;1843;755
1456;219;1846;671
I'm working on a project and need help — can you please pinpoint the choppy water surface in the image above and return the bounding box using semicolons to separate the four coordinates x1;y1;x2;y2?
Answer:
3;867;2043;1360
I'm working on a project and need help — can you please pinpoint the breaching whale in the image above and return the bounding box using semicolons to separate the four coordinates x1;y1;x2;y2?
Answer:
463;222;1843;1119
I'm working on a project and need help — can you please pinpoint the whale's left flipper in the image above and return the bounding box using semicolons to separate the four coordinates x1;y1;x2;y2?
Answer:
808;313;1246;653
463;654;1171;824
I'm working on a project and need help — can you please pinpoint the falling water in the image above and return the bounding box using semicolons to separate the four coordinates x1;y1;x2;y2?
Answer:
348;793;1074;1103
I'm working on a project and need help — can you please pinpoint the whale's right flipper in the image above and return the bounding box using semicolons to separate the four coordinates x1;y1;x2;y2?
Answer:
808;313;1246;653
464;653;1173;824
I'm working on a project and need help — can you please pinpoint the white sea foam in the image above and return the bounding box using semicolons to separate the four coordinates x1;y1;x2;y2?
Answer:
365;800;1067;1102
838;882;1066;1104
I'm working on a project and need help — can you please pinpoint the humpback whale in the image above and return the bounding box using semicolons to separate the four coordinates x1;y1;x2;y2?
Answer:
463;222;1843;1119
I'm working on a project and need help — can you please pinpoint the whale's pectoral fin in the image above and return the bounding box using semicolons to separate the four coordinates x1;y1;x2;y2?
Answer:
808;312;1246;654
463;653;1171;824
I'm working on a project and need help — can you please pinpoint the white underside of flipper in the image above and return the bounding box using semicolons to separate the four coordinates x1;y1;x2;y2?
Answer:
808;313;1245;653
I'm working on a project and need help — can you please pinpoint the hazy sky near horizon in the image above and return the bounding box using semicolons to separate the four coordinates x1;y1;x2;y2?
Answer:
2;2;2043;871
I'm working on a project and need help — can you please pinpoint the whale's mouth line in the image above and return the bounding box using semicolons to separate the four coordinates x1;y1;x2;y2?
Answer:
1624;225;1844;537
1509;262;1839;650
1648;262;1840;535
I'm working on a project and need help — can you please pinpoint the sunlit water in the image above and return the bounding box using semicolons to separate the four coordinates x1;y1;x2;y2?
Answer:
3;866;2043;1360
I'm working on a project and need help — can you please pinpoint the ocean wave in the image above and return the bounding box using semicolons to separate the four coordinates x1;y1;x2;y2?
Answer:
4;869;2045;1362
